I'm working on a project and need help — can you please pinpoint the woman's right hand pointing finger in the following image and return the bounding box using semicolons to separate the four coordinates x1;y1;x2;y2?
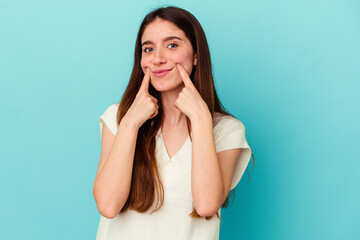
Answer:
139;68;151;93
124;68;159;128
138;68;158;104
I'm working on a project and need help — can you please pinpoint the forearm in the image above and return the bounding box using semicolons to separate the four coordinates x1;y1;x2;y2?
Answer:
93;119;139;218
191;112;224;216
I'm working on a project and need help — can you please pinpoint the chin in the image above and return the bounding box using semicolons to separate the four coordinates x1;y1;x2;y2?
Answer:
152;80;183;92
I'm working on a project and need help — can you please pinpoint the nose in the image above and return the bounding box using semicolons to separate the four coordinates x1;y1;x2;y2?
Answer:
153;48;166;65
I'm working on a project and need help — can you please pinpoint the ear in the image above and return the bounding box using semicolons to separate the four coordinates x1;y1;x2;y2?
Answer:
193;53;197;66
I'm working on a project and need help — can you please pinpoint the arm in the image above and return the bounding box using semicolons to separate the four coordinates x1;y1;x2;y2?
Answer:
173;63;243;217
191;112;241;217
93;117;139;219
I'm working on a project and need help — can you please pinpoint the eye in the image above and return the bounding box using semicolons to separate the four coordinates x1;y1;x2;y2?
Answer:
168;43;178;49
143;47;153;53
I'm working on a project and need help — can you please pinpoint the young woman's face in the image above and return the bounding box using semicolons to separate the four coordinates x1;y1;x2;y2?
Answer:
140;18;197;92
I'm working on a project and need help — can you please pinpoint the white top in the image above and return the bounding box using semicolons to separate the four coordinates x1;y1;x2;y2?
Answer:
96;103;252;240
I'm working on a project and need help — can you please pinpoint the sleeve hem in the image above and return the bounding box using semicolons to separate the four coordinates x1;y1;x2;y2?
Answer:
230;147;252;190
99;104;119;139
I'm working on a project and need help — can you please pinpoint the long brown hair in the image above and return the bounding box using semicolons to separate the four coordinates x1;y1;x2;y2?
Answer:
115;6;255;221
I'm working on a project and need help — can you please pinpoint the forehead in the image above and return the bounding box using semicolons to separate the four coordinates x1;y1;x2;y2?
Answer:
141;18;186;42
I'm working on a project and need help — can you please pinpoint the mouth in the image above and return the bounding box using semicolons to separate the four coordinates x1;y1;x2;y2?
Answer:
152;67;173;78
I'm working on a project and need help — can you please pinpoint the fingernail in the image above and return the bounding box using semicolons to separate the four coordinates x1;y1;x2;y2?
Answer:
177;63;180;67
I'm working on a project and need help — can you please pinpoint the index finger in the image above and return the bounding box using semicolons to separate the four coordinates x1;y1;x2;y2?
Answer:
176;64;196;90
140;68;151;93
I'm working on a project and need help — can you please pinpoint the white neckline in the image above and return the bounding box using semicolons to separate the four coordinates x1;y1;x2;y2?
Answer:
159;128;190;162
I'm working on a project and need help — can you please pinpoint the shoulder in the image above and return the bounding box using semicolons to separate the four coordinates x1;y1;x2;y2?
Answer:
213;113;248;150
103;102;120;115
213;112;245;133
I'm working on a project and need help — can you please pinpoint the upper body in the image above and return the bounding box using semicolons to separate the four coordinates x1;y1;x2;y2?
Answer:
96;103;252;240
93;6;253;240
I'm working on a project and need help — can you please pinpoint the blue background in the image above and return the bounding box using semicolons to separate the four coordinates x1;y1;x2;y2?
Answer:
1;0;359;239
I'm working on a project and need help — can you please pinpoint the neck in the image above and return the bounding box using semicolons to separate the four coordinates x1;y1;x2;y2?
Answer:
160;83;187;128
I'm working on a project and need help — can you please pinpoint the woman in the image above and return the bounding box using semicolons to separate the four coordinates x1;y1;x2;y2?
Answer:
93;6;254;240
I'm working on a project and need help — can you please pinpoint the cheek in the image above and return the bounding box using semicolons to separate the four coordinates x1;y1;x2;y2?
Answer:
170;51;193;66
140;54;152;69
169;52;193;75
168;52;187;63
140;58;146;71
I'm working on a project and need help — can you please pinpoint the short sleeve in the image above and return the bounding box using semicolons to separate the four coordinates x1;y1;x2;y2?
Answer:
99;103;120;139
214;115;252;190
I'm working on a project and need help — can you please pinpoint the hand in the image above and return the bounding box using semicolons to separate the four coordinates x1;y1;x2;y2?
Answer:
124;68;159;128
174;63;210;121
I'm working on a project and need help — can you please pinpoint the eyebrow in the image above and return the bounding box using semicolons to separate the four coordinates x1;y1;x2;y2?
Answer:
141;36;183;47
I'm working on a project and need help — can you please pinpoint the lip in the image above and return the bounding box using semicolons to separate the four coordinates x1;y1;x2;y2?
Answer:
153;68;172;73
152;67;173;77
